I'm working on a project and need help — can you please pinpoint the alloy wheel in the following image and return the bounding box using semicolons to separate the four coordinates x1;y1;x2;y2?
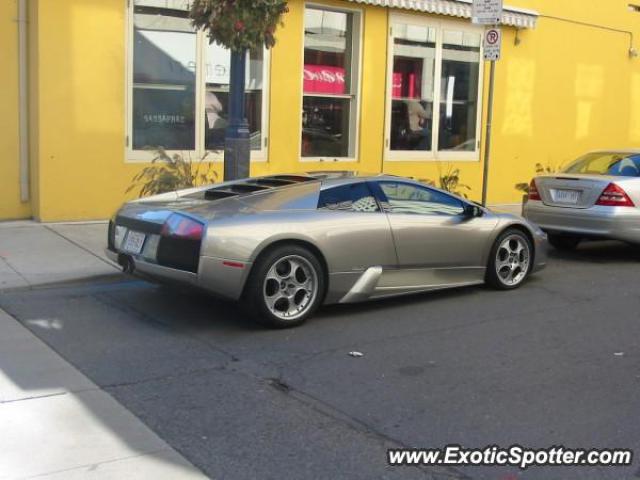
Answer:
495;234;530;287
263;255;318;321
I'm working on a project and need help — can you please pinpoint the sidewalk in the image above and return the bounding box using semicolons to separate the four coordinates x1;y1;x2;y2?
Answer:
0;309;208;479
0;221;119;290
0;222;209;479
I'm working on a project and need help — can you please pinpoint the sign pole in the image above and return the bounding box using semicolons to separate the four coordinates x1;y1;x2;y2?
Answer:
473;0;502;206
481;58;496;207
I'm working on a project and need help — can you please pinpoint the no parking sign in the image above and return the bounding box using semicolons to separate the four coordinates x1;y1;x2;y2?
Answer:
484;28;502;61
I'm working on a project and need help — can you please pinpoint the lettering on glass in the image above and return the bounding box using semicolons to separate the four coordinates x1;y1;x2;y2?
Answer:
303;65;346;95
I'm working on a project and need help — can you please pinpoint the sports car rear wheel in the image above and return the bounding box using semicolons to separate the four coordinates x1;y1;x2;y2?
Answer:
486;229;533;290
245;245;325;328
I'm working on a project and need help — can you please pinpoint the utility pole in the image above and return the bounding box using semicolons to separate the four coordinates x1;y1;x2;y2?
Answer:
188;0;288;181
224;50;250;181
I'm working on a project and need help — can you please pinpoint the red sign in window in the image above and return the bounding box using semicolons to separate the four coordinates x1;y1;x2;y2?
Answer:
303;65;346;94
392;72;403;98
392;66;421;99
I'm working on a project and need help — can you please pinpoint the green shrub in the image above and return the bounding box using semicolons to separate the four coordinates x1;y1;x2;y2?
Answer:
126;148;217;198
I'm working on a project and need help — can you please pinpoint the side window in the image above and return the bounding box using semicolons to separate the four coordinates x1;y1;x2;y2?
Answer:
611;155;640;177
318;183;380;212
378;182;464;216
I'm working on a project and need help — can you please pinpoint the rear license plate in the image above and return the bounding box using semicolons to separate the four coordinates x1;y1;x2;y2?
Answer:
553;189;580;204
123;231;146;254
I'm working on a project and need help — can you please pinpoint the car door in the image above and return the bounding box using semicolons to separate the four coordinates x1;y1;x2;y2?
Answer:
314;181;398;302
370;180;498;290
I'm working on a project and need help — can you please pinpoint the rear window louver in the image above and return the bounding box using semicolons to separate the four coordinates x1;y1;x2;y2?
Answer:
248;178;297;187
270;175;315;183
227;183;269;194
203;182;268;200
203;189;238;200
199;175;315;201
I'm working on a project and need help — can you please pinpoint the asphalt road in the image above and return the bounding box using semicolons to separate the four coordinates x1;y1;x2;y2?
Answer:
1;241;640;480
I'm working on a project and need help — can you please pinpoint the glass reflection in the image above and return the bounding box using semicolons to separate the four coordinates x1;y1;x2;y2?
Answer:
302;8;355;157
204;47;264;151
389;25;436;152
439;31;481;151
132;3;196;149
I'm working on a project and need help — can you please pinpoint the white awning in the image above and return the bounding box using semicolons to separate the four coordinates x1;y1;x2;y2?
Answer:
345;0;538;29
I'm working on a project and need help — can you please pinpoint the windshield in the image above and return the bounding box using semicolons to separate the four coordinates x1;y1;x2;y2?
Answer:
563;152;640;177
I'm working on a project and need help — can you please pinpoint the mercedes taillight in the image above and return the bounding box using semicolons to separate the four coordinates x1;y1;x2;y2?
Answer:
528;179;541;201
595;183;635;207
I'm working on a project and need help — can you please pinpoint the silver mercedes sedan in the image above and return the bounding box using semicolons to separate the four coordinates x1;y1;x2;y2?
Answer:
107;173;547;328
523;150;640;250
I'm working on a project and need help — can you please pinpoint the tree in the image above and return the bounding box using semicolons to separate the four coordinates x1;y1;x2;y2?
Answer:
189;0;289;180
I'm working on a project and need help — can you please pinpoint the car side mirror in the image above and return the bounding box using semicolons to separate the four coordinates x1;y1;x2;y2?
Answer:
463;204;484;218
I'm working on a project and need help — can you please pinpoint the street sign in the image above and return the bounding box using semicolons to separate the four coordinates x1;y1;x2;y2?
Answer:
472;0;503;25
483;28;502;61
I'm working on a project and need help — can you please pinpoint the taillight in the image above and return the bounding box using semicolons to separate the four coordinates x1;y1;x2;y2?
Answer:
528;179;541;201
161;214;204;240
595;183;635;207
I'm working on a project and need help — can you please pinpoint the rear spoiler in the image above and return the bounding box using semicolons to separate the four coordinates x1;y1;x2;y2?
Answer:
191;175;317;201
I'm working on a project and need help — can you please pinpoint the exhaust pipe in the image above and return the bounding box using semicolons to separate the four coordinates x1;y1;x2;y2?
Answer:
118;254;135;274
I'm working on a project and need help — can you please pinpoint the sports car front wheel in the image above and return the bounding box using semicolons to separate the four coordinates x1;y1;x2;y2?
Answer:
244;245;325;328
486;229;533;290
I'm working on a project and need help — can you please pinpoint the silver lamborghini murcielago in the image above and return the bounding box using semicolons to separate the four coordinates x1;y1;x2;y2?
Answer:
107;172;547;327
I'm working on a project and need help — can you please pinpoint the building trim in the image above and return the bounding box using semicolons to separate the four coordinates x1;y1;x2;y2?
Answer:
345;0;538;29
18;0;29;203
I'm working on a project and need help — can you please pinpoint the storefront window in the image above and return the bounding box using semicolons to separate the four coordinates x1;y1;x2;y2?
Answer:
439;31;481;151
387;21;482;158
132;3;196;150
129;0;267;156
389;25;437;152
302;8;360;158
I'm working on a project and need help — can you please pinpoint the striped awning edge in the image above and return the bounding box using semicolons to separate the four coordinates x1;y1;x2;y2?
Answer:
345;0;538;29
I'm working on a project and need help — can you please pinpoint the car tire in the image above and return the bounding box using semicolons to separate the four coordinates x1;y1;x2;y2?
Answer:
548;234;581;251
486;229;533;290
243;244;325;328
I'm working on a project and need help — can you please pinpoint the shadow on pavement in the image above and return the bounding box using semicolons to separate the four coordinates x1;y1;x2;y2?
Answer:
547;240;640;263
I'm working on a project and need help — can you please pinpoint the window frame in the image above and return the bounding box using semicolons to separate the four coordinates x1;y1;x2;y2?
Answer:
299;3;363;163
125;0;270;163
383;14;484;163
371;180;467;216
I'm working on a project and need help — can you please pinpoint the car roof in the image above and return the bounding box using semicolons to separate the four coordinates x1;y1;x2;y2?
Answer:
319;175;404;188
188;171;424;203
308;171;417;189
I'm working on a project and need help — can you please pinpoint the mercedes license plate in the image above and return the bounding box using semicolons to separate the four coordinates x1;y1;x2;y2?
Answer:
553;189;580;204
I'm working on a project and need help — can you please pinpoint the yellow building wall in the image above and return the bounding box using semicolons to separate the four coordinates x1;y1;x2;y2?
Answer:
0;0;31;220
29;0;132;221
484;0;640;204
13;0;640;221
